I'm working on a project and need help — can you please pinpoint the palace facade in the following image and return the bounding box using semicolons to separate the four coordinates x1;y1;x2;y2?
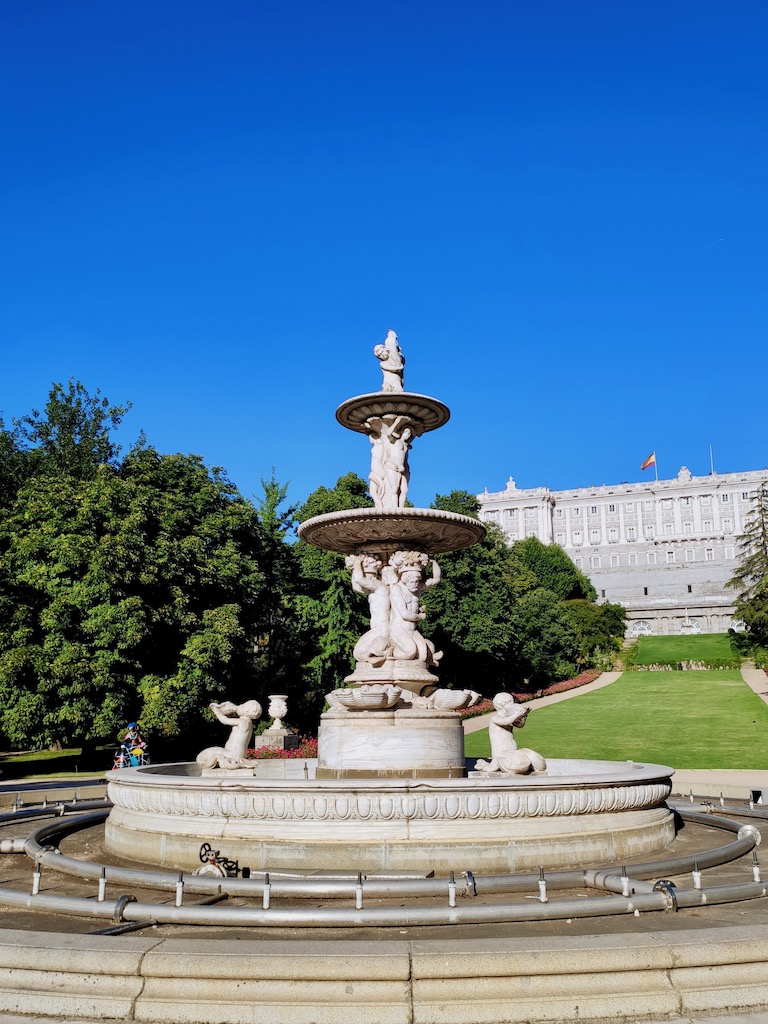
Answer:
477;467;768;637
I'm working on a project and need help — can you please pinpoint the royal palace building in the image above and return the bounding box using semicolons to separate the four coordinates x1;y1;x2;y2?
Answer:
477;466;768;638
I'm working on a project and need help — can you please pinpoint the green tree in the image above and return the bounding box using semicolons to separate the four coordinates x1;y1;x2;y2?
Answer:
293;473;373;711
422;492;535;691
562;599;626;668
514;536;596;601
728;482;768;650
0;384;271;750
251;474;310;717
512;587;581;685
12;379;131;479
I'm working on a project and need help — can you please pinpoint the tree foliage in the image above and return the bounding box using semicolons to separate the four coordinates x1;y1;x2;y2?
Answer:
293;473;373;714
728;482;768;650
514;536;596;601
421;492;623;690
0;384;272;749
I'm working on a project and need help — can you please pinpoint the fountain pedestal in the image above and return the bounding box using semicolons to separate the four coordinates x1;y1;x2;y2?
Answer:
316;708;466;779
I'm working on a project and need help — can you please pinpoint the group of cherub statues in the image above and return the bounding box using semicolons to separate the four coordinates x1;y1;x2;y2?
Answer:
196;688;545;776
347;549;442;668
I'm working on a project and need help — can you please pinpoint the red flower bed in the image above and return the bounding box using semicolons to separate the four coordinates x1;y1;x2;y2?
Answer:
246;737;318;760
458;669;602;718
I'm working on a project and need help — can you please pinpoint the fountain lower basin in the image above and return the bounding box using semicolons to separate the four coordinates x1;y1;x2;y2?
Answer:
106;758;675;873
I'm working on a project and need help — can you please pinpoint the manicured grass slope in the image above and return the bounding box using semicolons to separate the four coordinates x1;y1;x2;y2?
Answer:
464;671;768;769
632;632;738;664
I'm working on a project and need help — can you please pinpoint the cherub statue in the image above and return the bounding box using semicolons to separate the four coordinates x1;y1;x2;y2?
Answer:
373;329;405;391
367;414;414;510
474;693;546;775
346;554;395;666
388;550;442;665
196;699;262;770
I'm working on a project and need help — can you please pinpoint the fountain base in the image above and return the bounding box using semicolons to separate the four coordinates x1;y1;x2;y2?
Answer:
105;758;675;873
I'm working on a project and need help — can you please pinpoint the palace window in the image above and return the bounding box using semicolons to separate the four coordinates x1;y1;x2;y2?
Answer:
590;506;598;515
608;503;616;513
628;552;638;566
555;508;563;518
742;491;749;500
703;519;712;532
610;554;619;567
555;532;565;544
645;525;654;540
724;546;734;559
647;552;657;565
705;548;714;561
626;502;635;511
574;557;583;569
685;549;694;562
722;493;730;503
627;526;636;541
683;521;693;533
682;497;691;507
573;530;583;545
664;522;673;535
608;527;618;543
591;556;601;569
590;529;601;543
666;550;675;563
723;519;733;534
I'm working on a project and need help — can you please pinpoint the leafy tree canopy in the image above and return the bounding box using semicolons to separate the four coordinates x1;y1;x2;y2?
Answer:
12;379;131;480
728;482;768;650
514;536;597;601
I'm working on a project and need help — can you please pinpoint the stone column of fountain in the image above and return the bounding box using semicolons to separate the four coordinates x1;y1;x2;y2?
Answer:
298;331;486;779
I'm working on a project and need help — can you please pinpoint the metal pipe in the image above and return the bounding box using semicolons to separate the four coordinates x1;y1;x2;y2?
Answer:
0;838;26;854
0;800;112;827
19;807;763;906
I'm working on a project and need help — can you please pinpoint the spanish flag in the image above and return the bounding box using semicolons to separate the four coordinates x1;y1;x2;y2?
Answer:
640;451;656;471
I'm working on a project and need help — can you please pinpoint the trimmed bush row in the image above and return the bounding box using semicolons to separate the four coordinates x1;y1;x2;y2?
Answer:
631;659;742;671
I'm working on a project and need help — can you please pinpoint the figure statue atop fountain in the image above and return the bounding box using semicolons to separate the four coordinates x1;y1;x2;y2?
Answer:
388;549;442;665
346;554;395;666
374;329;405;392
368;415;413;510
474;693;546;775
196;699;262;770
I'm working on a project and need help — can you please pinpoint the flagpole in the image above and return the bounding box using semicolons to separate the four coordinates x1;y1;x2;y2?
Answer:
709;444;715;475
655;456;658;483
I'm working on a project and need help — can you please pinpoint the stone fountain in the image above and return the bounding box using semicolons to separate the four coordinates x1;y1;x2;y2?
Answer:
106;331;675;873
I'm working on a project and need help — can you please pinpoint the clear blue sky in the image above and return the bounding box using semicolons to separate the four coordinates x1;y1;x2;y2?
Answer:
3;1;766;510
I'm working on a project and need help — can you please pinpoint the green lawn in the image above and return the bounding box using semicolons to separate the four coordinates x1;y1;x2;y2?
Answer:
631;632;739;665
464;670;768;769
0;745;114;780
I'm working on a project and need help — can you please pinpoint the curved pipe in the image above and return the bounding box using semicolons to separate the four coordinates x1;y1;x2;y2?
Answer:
23;807;761;902
0;878;765;928
0;800;112;827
